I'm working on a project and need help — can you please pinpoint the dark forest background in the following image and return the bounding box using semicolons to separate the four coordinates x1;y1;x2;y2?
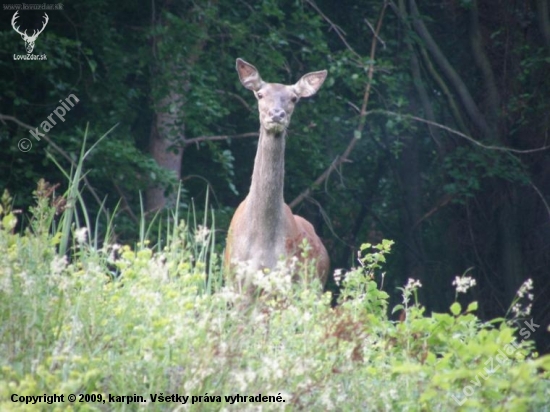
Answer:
1;0;549;351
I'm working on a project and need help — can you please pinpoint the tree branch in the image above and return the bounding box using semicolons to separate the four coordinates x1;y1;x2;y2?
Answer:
216;89;253;112
408;0;491;137
184;132;259;147
368;110;550;154
529;180;550;221
417;45;471;136
305;0;361;60
390;0;471;136
290;2;388;208
395;0;443;155
470;0;500;134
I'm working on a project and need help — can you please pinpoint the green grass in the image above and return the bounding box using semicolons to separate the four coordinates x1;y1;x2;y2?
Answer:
1;182;550;412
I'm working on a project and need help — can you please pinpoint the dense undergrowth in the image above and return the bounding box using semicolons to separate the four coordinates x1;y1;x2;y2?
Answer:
1;181;549;411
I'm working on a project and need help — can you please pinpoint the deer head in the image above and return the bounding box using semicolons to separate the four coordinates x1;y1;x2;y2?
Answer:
11;11;49;54
236;58;327;135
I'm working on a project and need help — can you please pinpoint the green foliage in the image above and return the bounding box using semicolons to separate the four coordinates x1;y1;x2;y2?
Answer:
1;193;548;410
337;240;392;318
443;147;529;202
1;0;550;369
0;0;341;242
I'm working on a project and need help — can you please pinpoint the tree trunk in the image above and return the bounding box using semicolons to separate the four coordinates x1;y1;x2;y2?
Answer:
146;2;209;212
396;132;428;302
498;186;524;301
147;87;185;212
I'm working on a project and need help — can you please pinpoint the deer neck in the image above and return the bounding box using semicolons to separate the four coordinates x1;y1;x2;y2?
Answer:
246;126;287;242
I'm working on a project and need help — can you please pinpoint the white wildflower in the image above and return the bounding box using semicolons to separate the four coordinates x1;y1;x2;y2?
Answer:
50;255;68;275
230;256;296;298
253;309;267;324
231;369;256;392
69;318;83;336
233;259;256;293
357;250;363;267
452;275;477;294
511;302;532;318
183;377;201;393
261;356;283;380
289;255;299;269
85;262;103;277
320;392;334;409
74;227;88;245
333;269;344;285
0;268;12;294
509;279;535;319
216;286;241;304
511;303;522;316
405;278;422;291
194;225;210;246
517;278;534;298
251;268;273;294
143;349;153;362
48;269;70;291
218;342;228;356
107;243;122;263
402;278;422;305
17;271;34;295
147;255;169;281
291;361;306;377
278;392;291;404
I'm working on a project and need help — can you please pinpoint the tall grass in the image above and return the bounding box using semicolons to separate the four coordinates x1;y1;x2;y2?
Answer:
1;132;550;411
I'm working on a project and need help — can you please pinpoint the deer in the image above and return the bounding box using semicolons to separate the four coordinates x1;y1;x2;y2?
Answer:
11;11;49;54
225;58;330;291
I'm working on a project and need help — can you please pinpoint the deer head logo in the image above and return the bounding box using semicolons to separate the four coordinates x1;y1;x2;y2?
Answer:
11;11;49;54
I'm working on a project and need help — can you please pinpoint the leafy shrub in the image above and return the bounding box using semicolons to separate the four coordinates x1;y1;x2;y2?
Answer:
0;184;549;411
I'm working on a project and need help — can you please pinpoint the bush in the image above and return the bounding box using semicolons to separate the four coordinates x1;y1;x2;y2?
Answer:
0;183;549;411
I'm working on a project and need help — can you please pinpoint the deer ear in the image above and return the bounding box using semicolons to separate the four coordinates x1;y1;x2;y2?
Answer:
236;58;264;91
294;70;327;98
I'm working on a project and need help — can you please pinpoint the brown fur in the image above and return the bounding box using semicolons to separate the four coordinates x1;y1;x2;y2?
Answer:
225;58;329;287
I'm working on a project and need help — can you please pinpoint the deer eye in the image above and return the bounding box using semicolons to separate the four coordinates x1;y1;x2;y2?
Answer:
290;96;298;103
256;92;264;99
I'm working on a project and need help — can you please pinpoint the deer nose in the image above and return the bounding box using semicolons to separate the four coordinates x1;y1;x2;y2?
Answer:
268;108;286;123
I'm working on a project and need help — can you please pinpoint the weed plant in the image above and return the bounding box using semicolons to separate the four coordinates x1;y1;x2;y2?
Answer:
0;179;549;410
